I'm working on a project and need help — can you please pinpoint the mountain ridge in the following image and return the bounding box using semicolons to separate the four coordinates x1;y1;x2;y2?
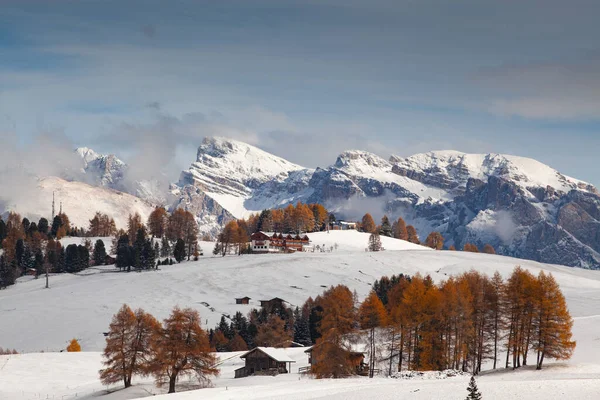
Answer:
3;137;600;269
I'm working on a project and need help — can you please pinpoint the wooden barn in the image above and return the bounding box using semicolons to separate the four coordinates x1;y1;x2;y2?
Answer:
260;297;286;308
234;347;296;378
235;296;251;305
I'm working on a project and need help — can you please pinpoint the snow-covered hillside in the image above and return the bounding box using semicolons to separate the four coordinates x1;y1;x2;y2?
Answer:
0;231;598;353
4;176;154;229
1;231;600;400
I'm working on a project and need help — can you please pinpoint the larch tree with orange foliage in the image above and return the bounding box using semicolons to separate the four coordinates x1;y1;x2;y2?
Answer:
534;271;575;370
463;243;479;253
147;207;169;239
361;213;376;234
425;232;444;250
394;217;408;240
482;244;496;254
100;304;161;388
406;225;420;244
67;339;81;352
312;285;357;378
150;307;218;393
229;334;248;351
310;204;328;231
127;213;144;243
255;315;292;347
358;291;388;377
219;220;240;256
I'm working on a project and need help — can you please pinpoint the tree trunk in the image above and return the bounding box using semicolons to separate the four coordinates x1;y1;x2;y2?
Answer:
388;329;395;376
537;351;545;370
493;313;498;369
168;374;177;393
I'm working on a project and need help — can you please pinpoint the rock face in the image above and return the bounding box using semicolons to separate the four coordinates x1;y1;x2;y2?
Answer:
173;139;600;269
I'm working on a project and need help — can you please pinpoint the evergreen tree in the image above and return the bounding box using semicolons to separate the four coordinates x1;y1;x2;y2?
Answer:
173;238;186;263
154;242;160;268
308;305;323;344
293;307;312;346
143;239;156;270
212;242;222;256
93;240;107;266
77;245;90;272
51;215;63;238
257;209;273;232
15;239;25;268
217;315;234;340
160;236;171;258
37;218;49;236
21;218;31;235
116;235;133;272
0;218;7;248
0;255;16;288
33;250;44;276
465;376;482;400
368;233;382;252
133;228;147;270
65;244;80;273
380;215;392;237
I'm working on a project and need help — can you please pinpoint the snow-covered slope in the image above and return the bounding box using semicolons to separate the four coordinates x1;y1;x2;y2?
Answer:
0;231;598;353
1;231;600;400
4;176;154;229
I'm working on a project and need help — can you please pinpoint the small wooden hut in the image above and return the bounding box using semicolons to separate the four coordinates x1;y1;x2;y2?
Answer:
235;347;296;378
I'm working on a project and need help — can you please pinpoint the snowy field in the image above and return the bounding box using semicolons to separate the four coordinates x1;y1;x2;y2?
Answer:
1;231;600;399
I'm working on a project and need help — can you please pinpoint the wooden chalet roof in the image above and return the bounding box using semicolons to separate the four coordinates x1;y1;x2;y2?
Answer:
240;347;296;363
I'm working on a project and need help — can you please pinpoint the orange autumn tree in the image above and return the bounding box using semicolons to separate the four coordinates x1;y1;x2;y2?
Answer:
255;315;292;347
406;225;420;244
425;232;444;250
150;307;218;393
147;207;169;239
482;244;496;254
394;217;408;240
100;304;161;388
534;271;576;370
358;291;388;378
67;339;81;352
361;213;376;234
312;285;356;378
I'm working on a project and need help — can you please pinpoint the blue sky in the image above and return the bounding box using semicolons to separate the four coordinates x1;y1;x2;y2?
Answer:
1;0;599;186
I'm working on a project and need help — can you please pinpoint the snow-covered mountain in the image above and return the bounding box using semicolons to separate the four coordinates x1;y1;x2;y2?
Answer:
4;176;154;229
3;136;599;269
172;138;600;269
74;147;167;205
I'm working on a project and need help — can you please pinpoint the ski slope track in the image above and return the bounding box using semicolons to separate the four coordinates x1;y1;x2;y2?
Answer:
1;231;600;399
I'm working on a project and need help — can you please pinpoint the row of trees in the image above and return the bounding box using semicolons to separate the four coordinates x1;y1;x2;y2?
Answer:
360;214;496;254
307;267;574;378
0;206;203;288
246;203;330;235
0;211;90;288
100;305;217;393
